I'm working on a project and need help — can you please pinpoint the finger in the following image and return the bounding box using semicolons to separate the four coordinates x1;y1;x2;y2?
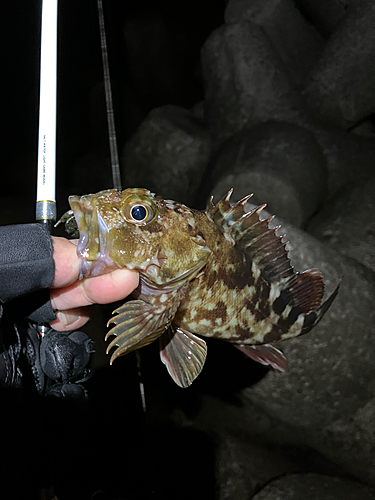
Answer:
49;307;91;331
50;268;139;311
51;236;80;288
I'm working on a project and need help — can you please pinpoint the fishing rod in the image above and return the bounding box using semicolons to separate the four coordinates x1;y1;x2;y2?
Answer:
97;0;122;192
36;0;58;337
97;0;146;412
36;0;57;234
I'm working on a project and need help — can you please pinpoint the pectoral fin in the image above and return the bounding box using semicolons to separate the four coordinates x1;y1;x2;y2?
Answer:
235;344;288;372
106;286;187;364
160;326;207;387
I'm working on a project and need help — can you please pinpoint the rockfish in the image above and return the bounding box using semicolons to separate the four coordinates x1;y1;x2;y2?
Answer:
62;188;338;387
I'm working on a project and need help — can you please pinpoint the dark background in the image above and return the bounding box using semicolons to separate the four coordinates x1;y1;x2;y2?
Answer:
1;0;225;223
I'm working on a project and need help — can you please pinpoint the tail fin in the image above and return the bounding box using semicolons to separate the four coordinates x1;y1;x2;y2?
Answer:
274;268;325;315
299;280;340;336
264;270;340;344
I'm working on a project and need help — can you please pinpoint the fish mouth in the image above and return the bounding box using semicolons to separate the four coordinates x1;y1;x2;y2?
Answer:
69;195;117;279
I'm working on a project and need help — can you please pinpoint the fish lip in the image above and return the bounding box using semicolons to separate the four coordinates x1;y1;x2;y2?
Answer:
68;195;116;278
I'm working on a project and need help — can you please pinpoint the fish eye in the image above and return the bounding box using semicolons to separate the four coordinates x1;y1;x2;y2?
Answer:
121;195;157;225
131;204;148;221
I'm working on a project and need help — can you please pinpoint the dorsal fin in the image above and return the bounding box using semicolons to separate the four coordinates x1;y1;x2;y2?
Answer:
206;190;294;283
206;189;254;233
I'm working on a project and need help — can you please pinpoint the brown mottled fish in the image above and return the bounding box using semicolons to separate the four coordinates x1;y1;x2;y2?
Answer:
62;188;339;387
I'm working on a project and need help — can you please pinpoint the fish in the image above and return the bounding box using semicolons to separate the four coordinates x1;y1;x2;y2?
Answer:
62;187;339;387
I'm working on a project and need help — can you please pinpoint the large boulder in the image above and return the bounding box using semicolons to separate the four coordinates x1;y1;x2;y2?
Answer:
252;473;375;500
208;121;327;227
311;128;375;198
296;0;365;37
225;0;324;85
201;22;311;146
121;105;211;206
307;178;375;272
303;1;375;127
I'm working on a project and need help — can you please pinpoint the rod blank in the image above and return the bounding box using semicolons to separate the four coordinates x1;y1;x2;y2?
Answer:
36;0;58;223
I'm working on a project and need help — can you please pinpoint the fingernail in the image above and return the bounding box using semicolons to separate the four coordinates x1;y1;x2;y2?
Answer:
56;311;81;329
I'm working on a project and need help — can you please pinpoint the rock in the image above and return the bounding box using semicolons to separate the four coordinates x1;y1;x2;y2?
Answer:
242;218;375;486
163;387;353;499
210;426;355;500
121;105;212;206
191;100;205;122
225;0;324;85
151;385;350;500
295;0;356;36
350;118;375;138
307;178;375;271
207;121;327;227
252;473;375;500
201;22;311;145
311;128;375;198
215;435;312;500
303;1;375;127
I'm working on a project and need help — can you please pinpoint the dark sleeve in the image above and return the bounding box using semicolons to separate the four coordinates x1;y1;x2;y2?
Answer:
0;224;56;322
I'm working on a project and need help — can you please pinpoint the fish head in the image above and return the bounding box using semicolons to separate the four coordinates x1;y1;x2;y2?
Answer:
68;188;210;285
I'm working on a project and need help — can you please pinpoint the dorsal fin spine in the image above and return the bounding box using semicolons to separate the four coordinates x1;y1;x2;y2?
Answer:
237;193;254;207
205;195;214;214
239;219;276;248
208;190;295;283
230;206;268;241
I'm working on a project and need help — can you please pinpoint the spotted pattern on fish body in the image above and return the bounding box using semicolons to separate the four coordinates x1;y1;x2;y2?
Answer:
63;188;339;387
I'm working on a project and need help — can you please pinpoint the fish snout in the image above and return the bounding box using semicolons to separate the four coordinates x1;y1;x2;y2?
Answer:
68;195;116;278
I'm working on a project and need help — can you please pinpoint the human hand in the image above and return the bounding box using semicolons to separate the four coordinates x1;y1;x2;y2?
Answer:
49;236;139;331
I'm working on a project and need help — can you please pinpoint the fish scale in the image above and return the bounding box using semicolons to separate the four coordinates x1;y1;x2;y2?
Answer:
60;188;340;387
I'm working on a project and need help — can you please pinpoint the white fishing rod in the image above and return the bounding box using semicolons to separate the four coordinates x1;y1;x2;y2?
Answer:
36;0;58;338
36;0;58;234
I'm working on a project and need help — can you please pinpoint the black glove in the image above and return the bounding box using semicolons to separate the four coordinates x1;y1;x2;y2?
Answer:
0;309;22;389
40;329;94;384
0;321;94;397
